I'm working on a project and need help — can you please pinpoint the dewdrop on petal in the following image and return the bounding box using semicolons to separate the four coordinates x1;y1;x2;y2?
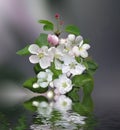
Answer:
33;83;39;89
47;90;54;99
32;101;39;107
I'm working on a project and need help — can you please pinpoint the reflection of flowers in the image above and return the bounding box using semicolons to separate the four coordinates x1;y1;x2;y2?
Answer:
54;95;72;112
30;95;86;130
37;101;53;118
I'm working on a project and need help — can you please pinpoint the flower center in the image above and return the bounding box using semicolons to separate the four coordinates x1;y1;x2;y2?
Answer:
70;63;76;69
62;101;67;106
62;82;67;88
79;47;83;51
38;53;44;58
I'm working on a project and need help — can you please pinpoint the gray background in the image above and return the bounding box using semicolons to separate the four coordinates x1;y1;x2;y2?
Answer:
0;0;120;129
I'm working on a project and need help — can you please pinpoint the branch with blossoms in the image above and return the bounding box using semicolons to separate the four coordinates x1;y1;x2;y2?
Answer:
17;14;98;100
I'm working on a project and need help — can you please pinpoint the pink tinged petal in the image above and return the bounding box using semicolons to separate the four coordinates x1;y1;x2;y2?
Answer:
80;50;88;58
28;44;40;54
82;44;90;50
29;55;39;64
48;34;59;46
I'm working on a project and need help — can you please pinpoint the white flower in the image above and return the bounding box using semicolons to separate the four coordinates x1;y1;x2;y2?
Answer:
63;112;86;125
62;58;86;76
72;41;90;58
28;44;53;69
54;95;72;112
53;74;72;94
37;69;53;88
37;101;53;117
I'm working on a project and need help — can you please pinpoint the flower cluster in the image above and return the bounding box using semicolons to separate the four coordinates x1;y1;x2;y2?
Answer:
17;14;98;97
28;33;90;96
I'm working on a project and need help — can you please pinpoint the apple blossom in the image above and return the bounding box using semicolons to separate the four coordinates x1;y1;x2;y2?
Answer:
53;74;72;94
28;44;53;69
62;58;86;76
72;41;90;58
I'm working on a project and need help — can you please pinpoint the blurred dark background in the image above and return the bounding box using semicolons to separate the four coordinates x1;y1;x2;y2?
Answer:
0;0;120;129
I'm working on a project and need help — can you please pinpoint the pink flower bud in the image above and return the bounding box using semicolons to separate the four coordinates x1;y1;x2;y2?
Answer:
48;34;59;46
55;13;60;19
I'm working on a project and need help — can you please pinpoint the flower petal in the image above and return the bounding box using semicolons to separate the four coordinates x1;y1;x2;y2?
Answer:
82;44;90;50
80;50;88;58
37;72;47;79
28;44;40;54
68;34;75;41
39;57;51;69
39;82;48;88
75;35;83;44
29;55;39;64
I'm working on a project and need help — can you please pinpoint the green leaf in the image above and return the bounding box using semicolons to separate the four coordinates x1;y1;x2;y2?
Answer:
65;25;80;35
49;62;62;79
23;96;48;112
82;95;94;112
84;58;98;75
72;73;93;87
35;33;49;47
23;78;48;93
38;20;54;31
82;77;94;96
16;45;30;56
72;102;90;116
33;63;43;74
67;88;80;102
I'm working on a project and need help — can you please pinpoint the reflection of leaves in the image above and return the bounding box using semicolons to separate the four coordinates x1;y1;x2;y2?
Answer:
72;73;94;95
72;102;90;116
23;96;48;112
14;116;27;130
84;115;97;130
71;94;93;116
82;95;94;112
49;110;62;123
0;113;9;130
23;78;48;93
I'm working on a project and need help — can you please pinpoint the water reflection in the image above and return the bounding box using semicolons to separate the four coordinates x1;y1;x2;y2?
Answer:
0;93;96;130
